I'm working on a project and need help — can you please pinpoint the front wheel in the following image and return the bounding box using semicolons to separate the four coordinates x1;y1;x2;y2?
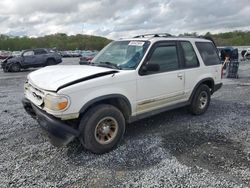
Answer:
189;84;211;115
3;67;8;72
79;104;125;154
10;63;21;72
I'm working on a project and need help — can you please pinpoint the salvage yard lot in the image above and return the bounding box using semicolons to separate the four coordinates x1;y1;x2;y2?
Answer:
0;58;250;187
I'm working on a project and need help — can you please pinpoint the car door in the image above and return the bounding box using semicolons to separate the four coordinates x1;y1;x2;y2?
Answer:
22;50;36;67
34;49;48;66
136;41;185;114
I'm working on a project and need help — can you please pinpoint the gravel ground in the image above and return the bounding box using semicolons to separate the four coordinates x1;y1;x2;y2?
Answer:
0;58;249;188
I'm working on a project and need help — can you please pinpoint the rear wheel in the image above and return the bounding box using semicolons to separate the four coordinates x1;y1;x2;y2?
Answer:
79;104;125;154
189;84;211;115
10;63;21;72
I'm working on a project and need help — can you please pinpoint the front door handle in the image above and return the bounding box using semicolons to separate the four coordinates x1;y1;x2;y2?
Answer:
177;74;183;80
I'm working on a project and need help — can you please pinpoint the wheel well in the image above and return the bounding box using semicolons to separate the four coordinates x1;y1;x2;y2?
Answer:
12;62;21;66
11;62;22;68
202;79;214;93
189;78;215;102
80;97;132;123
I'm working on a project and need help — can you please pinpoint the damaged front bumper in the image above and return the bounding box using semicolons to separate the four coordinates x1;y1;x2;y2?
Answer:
22;98;79;147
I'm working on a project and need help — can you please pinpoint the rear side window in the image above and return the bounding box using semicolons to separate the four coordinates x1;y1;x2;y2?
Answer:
195;42;220;66
180;41;199;68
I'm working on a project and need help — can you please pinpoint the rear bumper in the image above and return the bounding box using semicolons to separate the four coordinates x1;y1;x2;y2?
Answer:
22;98;79;147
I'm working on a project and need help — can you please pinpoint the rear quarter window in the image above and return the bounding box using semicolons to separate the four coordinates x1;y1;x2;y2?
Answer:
195;42;220;66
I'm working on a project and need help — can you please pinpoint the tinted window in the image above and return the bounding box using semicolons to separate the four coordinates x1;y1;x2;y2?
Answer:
23;51;34;56
147;45;179;73
181;42;199;68
196;42;220;66
34;49;47;55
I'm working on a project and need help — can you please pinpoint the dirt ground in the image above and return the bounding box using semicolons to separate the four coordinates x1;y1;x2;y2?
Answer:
0;58;249;187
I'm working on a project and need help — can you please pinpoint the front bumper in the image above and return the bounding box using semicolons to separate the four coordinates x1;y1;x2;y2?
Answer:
1;61;7;69
22;98;79;147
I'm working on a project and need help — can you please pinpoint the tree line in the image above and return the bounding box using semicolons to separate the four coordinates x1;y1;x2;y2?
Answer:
0;31;250;51
180;31;250;46
0;33;111;51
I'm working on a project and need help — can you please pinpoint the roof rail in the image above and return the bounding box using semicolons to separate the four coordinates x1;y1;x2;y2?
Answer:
133;33;172;38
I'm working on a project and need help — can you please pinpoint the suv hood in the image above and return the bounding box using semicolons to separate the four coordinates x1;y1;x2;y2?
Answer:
28;65;118;91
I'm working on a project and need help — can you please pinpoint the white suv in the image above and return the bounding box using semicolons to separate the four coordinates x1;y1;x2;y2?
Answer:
22;34;222;154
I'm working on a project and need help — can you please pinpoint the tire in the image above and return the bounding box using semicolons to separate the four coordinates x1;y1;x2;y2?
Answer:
246;54;250;60
46;59;56;66
189;84;211;115
3;67;8;72
241;50;247;58
10;63;21;72
79;104;125;154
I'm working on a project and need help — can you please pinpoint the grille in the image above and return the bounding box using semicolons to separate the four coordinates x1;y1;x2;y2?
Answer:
25;82;45;106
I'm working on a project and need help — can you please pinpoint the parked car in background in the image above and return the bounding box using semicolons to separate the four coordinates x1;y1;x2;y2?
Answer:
60;50;81;58
1;48;62;72
60;51;70;58
12;51;22;57
69;51;81;57
0;51;12;59
79;51;98;65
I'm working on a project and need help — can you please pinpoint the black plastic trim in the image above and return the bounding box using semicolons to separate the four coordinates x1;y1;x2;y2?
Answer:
22;98;79;146
79;94;132;115
188;78;215;102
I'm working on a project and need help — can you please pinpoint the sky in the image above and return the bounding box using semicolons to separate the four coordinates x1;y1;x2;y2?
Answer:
0;0;250;39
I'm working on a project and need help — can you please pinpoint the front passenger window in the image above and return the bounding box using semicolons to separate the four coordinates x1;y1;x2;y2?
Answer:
147;45;179;73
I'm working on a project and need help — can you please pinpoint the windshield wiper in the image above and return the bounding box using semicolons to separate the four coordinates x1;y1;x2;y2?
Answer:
94;61;121;70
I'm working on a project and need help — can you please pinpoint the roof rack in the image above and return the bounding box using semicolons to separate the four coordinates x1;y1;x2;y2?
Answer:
133;33;217;47
133;33;172;38
174;34;217;47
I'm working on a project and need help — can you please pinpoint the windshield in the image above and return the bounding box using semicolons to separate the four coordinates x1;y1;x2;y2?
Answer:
91;40;150;70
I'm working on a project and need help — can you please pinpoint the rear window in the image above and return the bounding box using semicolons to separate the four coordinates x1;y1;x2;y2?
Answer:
195;42;220;66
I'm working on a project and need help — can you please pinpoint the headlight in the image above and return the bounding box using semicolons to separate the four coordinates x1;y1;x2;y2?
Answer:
44;94;69;111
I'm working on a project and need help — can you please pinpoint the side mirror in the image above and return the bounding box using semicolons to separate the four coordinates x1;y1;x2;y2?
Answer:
140;63;160;75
